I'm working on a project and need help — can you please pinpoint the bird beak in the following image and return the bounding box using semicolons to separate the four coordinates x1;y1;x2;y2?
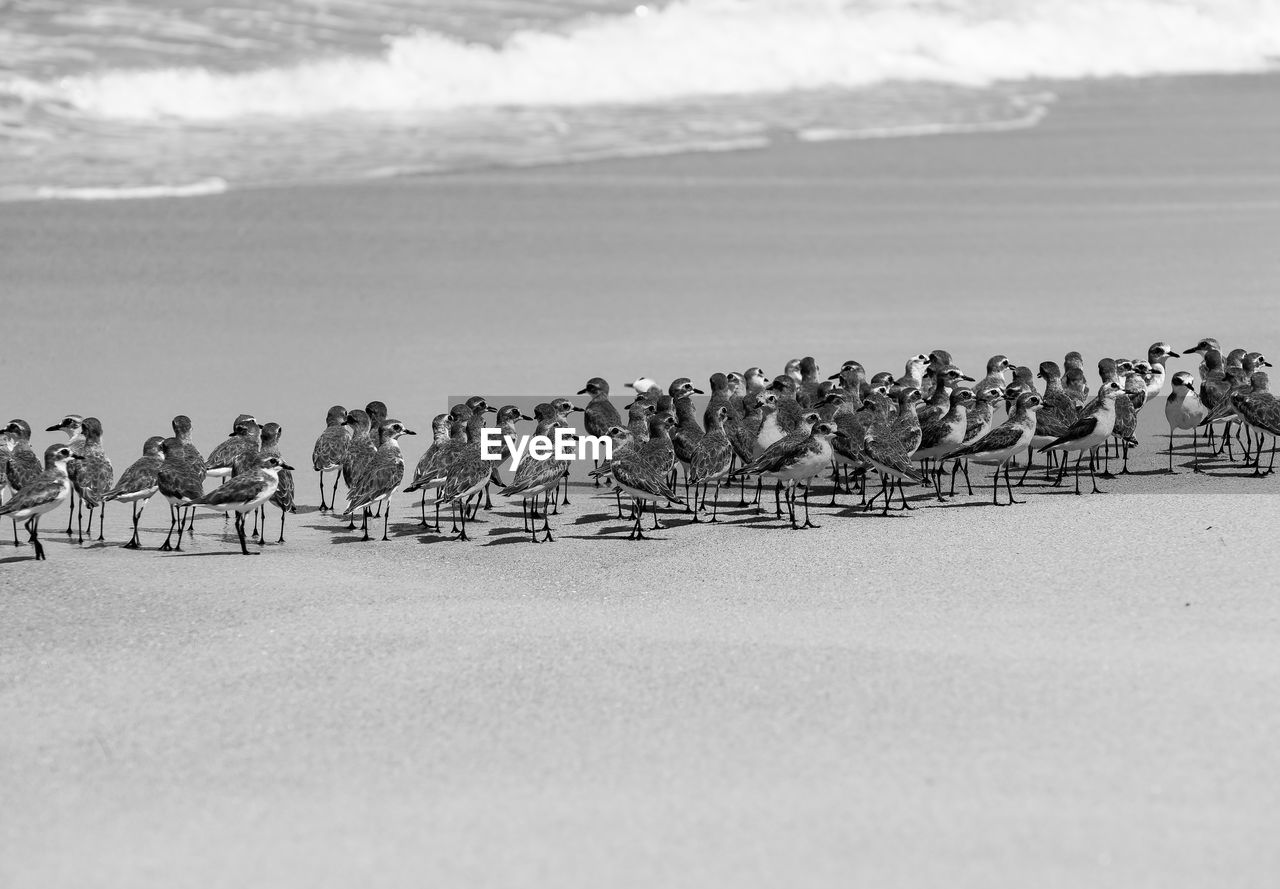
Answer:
570;405;585;413
1166;350;1181;358
691;388;704;394
961;374;975;382
576;388;589;395
281;462;296;471
45;424;62;432
72;454;86;461
520;414;533;421
404;429;417;436
827;372;841;380
484;406;497;413
624;381;637;389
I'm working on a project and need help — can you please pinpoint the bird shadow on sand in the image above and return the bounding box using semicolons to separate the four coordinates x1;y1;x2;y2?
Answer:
0;555;37;565
161;550;258;557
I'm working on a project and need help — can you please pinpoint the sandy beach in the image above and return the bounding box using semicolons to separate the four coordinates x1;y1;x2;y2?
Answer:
4;73;1280;887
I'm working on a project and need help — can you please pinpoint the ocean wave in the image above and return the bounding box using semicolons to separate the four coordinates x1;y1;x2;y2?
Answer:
32;178;229;201
52;0;1280;122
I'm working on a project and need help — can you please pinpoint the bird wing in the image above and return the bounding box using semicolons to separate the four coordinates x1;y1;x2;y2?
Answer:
612;456;681;501
688;435;732;484
585;400;622;436
271;468;295;509
1235;393;1280;435
1039;416;1098;451
105;456;163;499
0;471;65;516
195;473;267;507
951;422;1024;458
74;455;114;506
347;452;405;509
312;425;350;471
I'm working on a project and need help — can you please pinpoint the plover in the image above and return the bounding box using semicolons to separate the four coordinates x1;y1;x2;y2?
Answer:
609;428;685;540
914;388;975;501
344;420;415;541
668;378;705;505
70;417;113;543
156;437;206;551
797;357;823;407
45;414;84;535
578;378;623;484
339;409;376;529
405;405;470;528
734;418;841;528
260;422;294;544
188;454;294;555
948;393;1041;505
1164;371;1208;473
311;405;350;512
365;401;389;446
687;405;734;522
103;436;166;549
975;355;1013;404
0;444;83;561
1038;382;1125;494
499;418;574;543
860;415;927;516
4;420;44;547
625;377;661;394
205;416;262;480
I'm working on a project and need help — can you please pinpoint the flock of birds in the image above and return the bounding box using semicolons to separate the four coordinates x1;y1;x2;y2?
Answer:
2;337;1278;560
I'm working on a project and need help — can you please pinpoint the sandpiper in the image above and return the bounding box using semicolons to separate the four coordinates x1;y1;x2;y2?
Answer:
668;378;705;505
734;418;841;528
205;415;262;480
103;436;166;549
188;454;295;555
365;401;389;446
609;425;685;540
339;409;376;529
311;405;350;512
404;404;470;529
975;355;1013;404
0;444;83;561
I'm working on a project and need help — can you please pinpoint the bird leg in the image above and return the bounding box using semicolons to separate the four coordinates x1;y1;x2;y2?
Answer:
1168;427;1175;474
1004;463;1024;505
97;503;105;541
710;482;721;523
66;492;75;536
28;517;44;561
801;484;819;529
457;503;470;541
279;506;287;544
381;504;390;541
235;512;254;555
360;508;370;542
540;504;553;543
160;506;177;551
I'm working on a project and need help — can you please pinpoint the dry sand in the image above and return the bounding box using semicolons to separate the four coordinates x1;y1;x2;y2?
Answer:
4;74;1280;887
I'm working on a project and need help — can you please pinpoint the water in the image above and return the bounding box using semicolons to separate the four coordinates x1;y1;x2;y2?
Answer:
2;0;1278;201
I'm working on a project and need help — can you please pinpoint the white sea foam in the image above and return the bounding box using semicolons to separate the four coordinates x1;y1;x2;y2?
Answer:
56;0;1280;122
33;178;229;201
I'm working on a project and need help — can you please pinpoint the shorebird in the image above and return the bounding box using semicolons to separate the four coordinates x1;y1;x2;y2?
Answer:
404;405;470;529
947;386;1005;496
434;415;498;543
70;417;113;544
744;367;768;394
704;373;732;431
914;388;975;501
156;437;206;551
188;454;294;555
975;355;1013;404
1004;366;1036;414
365;401;388;446
1228;372;1280;475
499;418;574;543
103;436;165;549
578;378;623;484
668;377;705;504
1182;337;1222;382
1165;371;1208;473
827;360;870;403
0;444;83;561
45;414;84;535
311;405;350;512
948;393;1041;505
260;422;294;544
4;420;44;547
609;423;685;540
725;371;747;399
893;354;930;397
860;413;927;516
687;405;734;522
1144;343;1180;402
1039;382;1125;494
733;418;841;528
797;356;822;406
344;420;415;541
339;409;376;529
206;415;261;480
171;415;205;468
625;377;661;394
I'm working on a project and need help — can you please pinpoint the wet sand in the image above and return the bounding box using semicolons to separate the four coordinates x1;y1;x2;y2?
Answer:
4;74;1280;887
